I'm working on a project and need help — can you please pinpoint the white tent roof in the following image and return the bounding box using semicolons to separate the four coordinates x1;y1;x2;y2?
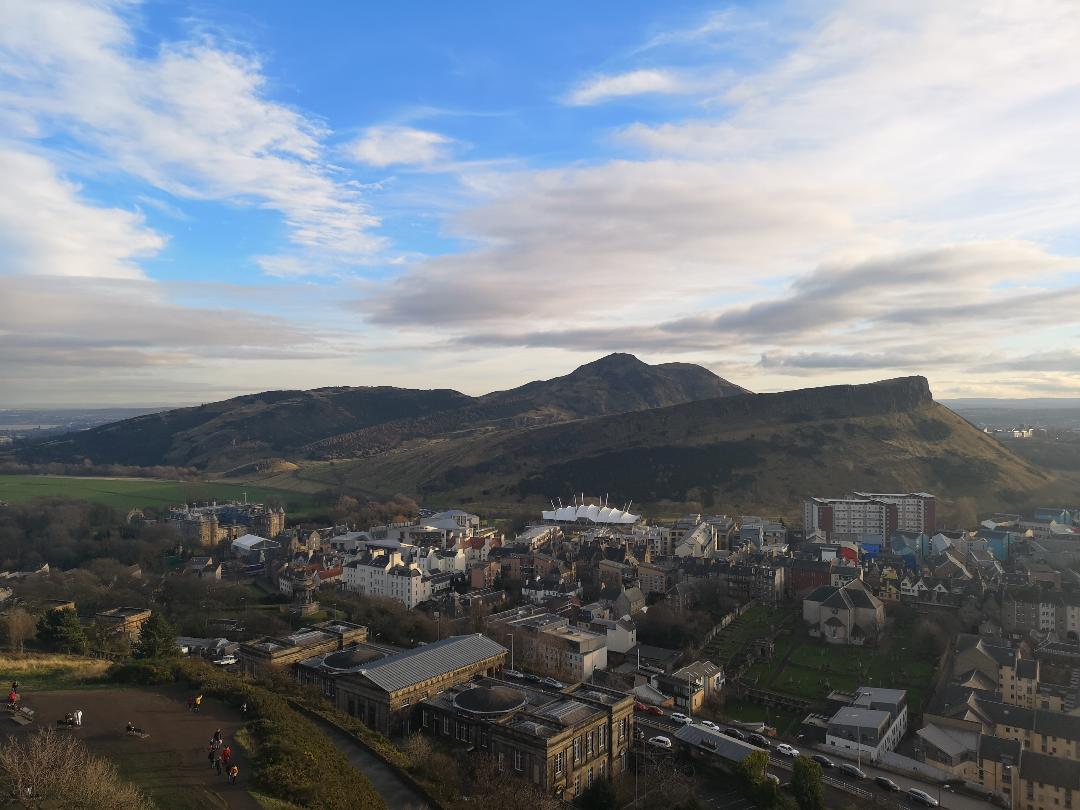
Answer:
541;502;639;525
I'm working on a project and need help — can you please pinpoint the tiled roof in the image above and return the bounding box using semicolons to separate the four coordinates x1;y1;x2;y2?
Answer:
354;634;506;694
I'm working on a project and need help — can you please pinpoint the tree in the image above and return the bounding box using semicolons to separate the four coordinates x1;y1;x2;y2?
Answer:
133;611;179;659
791;756;825;810
579;777;619;810
36;608;88;654
5;608;35;653
0;728;152;809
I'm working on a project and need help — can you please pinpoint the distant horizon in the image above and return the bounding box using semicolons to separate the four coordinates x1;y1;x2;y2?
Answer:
3;2;1080;404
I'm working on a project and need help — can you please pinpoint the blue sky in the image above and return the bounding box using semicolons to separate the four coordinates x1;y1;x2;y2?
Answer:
1;0;1080;405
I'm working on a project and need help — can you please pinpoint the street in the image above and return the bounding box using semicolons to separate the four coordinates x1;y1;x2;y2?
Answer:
633;711;995;810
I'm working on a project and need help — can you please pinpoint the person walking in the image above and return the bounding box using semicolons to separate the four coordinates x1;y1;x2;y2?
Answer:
221;745;232;767
186;695;194;712
228;765;239;785
207;742;217;766
214;756;222;776
193;694;203;713
73;709;83;726
212;728;222;744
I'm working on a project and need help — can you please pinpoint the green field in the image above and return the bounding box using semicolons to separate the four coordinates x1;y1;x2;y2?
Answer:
0;474;316;515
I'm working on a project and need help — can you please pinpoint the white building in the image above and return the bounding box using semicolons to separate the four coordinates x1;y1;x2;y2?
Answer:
342;550;432;610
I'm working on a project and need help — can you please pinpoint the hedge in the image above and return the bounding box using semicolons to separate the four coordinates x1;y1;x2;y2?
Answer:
109;660;387;810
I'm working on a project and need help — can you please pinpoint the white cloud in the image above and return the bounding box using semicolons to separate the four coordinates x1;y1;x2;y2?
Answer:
0;0;383;274
0;148;163;279
563;69;687;106
347;125;454;167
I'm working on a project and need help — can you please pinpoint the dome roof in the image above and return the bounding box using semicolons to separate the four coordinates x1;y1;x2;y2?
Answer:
323;647;385;670
452;684;528;715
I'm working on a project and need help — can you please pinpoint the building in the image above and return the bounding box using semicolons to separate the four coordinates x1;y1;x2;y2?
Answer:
237;621;369;678
420;678;634;800
335;634;508;736
587;618;637;655
850;492;936;534
95;607;152;640
342;549;434;609
803;497;896;543
802;579;885;645
1017;750;1080;810
612;586;645;619
541;501;640;526
823;687;908;761
673;723;767;773
231;533;281;562
167;501;285;547
504;613;608;681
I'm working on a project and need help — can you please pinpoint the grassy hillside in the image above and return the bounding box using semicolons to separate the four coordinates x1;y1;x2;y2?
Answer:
274;377;1052;522
17;353;745;471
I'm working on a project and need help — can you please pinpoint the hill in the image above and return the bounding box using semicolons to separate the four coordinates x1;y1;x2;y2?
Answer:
290;376;1055;521
16;353;745;470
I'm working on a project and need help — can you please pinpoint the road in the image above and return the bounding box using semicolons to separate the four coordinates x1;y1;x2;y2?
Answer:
633;711;994;810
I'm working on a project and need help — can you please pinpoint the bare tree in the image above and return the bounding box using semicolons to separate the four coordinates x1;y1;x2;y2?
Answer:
0;729;153;809
5;608;35;654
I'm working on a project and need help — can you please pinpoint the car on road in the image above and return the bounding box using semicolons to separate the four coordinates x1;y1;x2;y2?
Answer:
641;704;664;716
775;743;800;757
874;776;900;792
748;732;771;749
766;773;781;786
504;669;525;679
212;654;237;666
523;673;542;682
723;727;748;741
648;735;673;749
670;712;693;725
809;754;834;769
695;720;720;732
540;677;564;688
906;788;939;806
837;763;866;780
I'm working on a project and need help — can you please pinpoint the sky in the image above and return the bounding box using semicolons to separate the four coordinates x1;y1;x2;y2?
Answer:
2;0;1080;406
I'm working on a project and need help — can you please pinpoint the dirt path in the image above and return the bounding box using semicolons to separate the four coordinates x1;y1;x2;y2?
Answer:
4;687;259;809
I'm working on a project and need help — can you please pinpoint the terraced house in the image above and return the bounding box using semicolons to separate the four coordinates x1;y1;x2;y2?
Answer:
421;679;634;800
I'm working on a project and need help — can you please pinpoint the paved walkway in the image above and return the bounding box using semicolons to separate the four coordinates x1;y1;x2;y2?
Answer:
301;711;434;810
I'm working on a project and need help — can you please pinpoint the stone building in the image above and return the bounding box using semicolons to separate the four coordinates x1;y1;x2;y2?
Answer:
334;634;507;736
802;579;885;645
421;679;634;800
237;620;369;679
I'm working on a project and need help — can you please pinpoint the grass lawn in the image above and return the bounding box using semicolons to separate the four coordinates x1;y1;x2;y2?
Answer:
718;698;803;738
1;653;113;692
750;621;937;710
0;474;317;516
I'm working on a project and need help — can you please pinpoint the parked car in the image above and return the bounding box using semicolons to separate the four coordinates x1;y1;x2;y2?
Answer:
722;727;748;741
748;732;771;749
766;773;781;786
809;754;834;769
696;720;720;732
634;702;649;712
540;677;564;688
523;673;542;682
906;788;939;807
670;713;693;725
504;669;525;679
837;763;866;780
643;705;664;716
775;743;800;757
212;655;237;666
875;776;901;792
648;736;673;749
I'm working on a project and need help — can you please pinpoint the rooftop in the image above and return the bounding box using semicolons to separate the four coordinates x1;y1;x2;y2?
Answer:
352;634;506;694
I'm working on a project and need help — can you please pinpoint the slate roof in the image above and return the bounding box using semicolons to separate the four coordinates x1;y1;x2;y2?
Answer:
1020;750;1080;790
354;634;506;694
674;723;764;762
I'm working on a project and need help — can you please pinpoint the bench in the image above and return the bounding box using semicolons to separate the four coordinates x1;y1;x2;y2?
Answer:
11;707;35;726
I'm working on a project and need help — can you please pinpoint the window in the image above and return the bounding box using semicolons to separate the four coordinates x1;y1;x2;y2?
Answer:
422;710;430;728
598;725;606;750
554;752;564;776
574;737;581;763
514;750;524;772
457;722;470;743
574;776;581;797
443;716;450;735
588;768;593;789
497;751;504;770
619;718;627;741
